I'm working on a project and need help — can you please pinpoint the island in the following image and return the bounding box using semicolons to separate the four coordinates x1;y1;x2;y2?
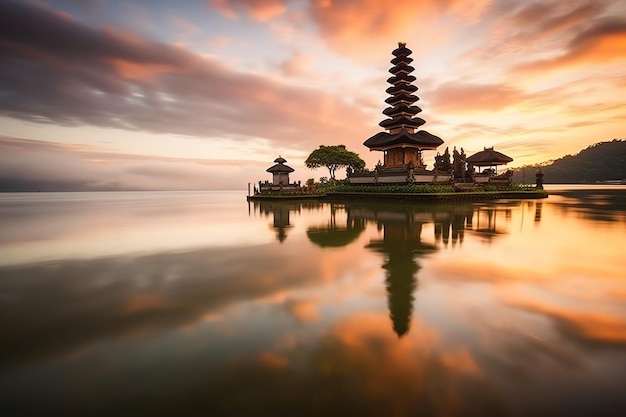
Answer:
248;42;547;202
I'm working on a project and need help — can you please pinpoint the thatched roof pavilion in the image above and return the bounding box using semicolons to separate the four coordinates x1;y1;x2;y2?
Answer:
466;147;513;172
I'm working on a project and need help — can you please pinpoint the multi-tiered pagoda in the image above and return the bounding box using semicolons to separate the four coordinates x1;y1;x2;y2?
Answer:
350;43;450;184
365;42;443;167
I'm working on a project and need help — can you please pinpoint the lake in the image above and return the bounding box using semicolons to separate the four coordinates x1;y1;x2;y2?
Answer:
1;186;626;416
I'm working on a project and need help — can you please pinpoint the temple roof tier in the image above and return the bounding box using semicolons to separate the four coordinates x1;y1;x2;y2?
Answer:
364;129;443;150
389;64;415;75
392;43;412;57
266;155;295;173
382;104;422;116
379;116;426;129
266;164;295;173
386;83;418;95
391;55;413;66
385;93;419;105
387;74;417;85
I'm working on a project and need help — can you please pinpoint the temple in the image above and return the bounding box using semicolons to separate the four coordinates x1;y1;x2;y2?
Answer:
349;42;514;186
349;42;452;185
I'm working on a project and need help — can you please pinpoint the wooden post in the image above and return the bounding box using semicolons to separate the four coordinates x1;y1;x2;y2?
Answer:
247;182;250;196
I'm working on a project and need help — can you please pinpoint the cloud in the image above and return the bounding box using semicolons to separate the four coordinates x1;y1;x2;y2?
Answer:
508;0;605;29
0;1;375;155
170;15;202;44
210;0;288;21
309;0;493;60
0;136;265;191
277;51;316;78
461;0;610;62
512;17;626;74
283;298;319;321
428;81;528;113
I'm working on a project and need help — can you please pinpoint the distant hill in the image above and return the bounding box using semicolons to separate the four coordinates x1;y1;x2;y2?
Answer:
511;139;626;184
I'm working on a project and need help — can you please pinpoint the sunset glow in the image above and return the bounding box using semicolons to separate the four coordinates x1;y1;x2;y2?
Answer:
1;0;625;190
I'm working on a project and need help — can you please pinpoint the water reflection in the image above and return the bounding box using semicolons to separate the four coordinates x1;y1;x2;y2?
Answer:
434;204;473;245
547;186;626;223
305;201;520;337
306;203;365;247
2;189;626;416
0;243;332;370
252;200;325;243
359;204;436;337
535;202;543;222
254;200;296;242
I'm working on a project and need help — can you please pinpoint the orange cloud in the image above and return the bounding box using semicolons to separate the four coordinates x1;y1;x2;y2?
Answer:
504;1;606;38
278;51;315;78
210;0;287;21
285;299;319;321
428;81;528;114
108;58;183;80
310;0;493;59
513;19;626;74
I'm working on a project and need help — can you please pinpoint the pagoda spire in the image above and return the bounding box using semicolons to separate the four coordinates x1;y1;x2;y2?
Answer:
381;43;425;131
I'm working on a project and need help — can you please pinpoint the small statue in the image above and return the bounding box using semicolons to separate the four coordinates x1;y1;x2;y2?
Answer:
406;160;414;183
442;147;451;172
434;152;443;171
536;168;544;189
452;146;466;179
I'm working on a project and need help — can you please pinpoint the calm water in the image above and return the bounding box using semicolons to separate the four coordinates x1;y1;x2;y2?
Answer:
1;187;626;416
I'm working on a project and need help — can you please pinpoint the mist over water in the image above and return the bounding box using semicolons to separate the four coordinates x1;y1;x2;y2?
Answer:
1;187;626;416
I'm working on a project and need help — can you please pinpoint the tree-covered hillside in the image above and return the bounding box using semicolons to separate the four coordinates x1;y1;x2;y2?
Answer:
512;139;626;184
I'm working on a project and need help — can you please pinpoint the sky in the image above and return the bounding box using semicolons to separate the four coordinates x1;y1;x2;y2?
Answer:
1;0;625;191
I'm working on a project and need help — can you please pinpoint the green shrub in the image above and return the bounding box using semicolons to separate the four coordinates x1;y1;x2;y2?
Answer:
330;184;455;194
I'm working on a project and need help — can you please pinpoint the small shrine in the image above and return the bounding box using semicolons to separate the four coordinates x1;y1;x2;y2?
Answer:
266;156;294;186
255;156;301;193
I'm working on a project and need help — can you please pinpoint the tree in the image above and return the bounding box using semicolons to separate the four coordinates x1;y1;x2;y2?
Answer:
305;145;366;180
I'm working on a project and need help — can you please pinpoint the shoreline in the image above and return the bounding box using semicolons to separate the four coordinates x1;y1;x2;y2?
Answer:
246;189;548;202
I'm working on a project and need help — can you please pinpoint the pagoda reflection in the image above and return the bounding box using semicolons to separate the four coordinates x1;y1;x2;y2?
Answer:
306;201;518;336
345;202;437;337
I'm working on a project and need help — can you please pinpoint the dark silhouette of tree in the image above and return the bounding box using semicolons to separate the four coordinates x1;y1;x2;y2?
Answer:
305;145;365;180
